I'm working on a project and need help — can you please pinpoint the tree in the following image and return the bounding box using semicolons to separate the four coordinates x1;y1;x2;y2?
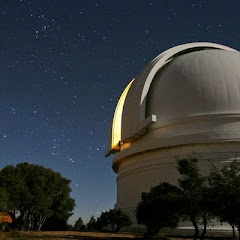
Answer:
0;165;26;228
95;217;104;231
177;157;211;240
99;209;132;232
41;208;74;231
86;216;97;232
73;217;85;231
136;182;182;238
0;187;9;211
208;160;240;239
0;162;75;231
41;179;75;231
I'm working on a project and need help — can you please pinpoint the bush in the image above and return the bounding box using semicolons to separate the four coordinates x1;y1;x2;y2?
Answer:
136;183;182;238
98;209;132;232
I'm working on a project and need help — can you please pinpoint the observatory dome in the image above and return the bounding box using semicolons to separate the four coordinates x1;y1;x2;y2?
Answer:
106;42;240;227
147;49;240;124
106;42;240;160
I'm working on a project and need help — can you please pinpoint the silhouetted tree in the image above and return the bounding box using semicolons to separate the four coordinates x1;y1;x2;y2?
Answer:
208;160;240;240
95;216;104;231
99;209;132;232
0;187;9;211
86;216;97;232
177;157;211;240
0;162;75;231
73;217;85;231
136;182;182;238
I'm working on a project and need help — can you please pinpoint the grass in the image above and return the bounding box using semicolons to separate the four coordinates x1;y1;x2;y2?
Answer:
0;231;140;240
0;230;236;240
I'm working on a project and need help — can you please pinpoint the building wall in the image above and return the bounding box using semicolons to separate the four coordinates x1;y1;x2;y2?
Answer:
114;142;240;227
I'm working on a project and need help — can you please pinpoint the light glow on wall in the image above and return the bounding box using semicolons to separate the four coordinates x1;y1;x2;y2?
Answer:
111;79;134;150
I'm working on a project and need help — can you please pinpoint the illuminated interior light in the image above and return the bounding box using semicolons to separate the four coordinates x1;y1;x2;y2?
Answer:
111;79;134;150
121;142;131;151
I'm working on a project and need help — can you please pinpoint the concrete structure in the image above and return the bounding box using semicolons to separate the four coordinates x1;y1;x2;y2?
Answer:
106;42;240;226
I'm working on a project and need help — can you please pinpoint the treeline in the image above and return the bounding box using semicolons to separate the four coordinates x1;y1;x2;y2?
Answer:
136;158;240;239
0;162;75;231
72;209;132;232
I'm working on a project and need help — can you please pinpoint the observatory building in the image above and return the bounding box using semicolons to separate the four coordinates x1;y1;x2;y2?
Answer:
106;42;240;225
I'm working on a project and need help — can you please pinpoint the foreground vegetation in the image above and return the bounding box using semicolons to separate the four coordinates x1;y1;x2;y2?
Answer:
136;158;240;239
3;159;240;240
0;162;75;231
0;162;132;233
75;209;132;232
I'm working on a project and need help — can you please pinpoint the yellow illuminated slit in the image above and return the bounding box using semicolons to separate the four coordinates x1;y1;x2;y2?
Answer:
111;79;134;150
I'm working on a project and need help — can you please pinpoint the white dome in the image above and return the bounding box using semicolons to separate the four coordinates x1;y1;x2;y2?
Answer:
147;49;240;125
106;42;240;160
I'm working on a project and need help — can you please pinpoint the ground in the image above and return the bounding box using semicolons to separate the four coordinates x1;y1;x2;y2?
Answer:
0;230;236;240
0;231;139;240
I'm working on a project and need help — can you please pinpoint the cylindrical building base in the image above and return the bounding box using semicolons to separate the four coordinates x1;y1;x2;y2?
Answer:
114;142;240;228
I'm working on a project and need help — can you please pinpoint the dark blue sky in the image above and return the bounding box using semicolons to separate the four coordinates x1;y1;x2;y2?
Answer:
1;0;240;224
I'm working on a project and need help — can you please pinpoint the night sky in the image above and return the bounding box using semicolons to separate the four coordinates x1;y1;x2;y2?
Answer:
1;0;240;224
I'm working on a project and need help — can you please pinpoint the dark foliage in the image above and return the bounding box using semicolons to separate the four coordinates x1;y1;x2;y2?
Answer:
208;160;240;239
86;216;97;232
98;209;132;232
136;182;182;238
177;157;212;240
72;217;85;231
0;187;9;211
0;162;75;231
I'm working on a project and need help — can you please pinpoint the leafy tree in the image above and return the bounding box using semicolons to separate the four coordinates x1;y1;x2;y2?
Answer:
0;162;75;231
73;217;85;231
177;157;211;240
136;182;182;238
95;217;104;231
99;209;132;232
208;160;240;239
0;187;9;211
0;187;11;231
41;180;75;231
86;216;97;232
0;165;26;228
41;211;74;231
